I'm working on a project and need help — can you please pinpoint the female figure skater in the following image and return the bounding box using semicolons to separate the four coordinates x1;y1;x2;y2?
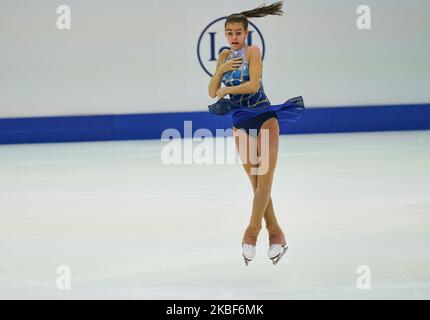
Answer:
207;1;305;266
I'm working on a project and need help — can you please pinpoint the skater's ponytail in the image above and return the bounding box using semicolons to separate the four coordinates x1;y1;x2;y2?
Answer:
225;1;284;30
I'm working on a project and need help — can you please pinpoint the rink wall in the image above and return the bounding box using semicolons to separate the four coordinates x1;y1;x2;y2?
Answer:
1;103;429;144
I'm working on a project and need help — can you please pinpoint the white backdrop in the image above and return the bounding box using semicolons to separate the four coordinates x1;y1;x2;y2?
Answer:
0;0;429;118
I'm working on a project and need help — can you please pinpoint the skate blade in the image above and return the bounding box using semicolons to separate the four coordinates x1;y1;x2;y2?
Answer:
271;245;288;265
243;255;251;266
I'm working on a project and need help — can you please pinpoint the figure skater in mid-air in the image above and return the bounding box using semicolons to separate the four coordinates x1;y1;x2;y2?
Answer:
208;1;305;266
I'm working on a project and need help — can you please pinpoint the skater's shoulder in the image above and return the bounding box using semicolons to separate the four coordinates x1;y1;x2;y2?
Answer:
248;45;261;57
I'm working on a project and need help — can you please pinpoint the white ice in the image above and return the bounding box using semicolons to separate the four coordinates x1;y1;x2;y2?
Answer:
0;130;429;299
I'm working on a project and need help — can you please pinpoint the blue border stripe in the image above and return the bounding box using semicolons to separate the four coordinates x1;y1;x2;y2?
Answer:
0;104;429;144
294;104;430;134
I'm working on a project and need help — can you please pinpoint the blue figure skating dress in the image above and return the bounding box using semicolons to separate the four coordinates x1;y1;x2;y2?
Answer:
208;47;305;137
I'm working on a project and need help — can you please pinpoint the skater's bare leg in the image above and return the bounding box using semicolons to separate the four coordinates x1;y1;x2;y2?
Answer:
248;118;280;235
233;121;283;245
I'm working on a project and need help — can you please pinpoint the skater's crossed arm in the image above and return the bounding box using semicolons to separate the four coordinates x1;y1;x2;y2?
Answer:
217;46;263;99
208;49;245;98
208;50;229;98
224;45;262;96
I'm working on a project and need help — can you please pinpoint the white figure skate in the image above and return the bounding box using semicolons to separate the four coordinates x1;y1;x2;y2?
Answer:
267;243;288;265
242;243;256;266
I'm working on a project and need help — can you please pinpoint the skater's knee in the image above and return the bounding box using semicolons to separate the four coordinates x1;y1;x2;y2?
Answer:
256;181;272;195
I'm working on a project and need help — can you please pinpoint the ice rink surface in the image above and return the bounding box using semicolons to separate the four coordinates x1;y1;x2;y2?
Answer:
1;130;429;299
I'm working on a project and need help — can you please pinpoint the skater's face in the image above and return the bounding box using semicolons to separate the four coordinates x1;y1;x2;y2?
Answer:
225;22;248;50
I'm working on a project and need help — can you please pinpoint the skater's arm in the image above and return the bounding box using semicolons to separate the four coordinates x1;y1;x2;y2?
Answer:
208;50;228;98
224;46;261;95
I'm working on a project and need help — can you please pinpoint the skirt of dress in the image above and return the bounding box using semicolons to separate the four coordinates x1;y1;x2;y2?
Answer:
208;96;305;127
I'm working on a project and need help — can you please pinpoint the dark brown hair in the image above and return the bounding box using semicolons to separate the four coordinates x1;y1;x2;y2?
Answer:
225;1;284;31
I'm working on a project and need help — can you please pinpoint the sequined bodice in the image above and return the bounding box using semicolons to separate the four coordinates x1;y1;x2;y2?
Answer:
221;48;270;108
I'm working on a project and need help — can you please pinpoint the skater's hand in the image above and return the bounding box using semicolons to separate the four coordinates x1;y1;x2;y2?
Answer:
218;58;243;74
216;87;229;99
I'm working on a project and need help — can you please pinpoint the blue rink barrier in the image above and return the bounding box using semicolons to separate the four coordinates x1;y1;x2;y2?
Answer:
0;104;429;144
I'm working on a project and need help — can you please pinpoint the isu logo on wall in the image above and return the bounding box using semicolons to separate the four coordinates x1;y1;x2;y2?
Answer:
197;17;266;77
